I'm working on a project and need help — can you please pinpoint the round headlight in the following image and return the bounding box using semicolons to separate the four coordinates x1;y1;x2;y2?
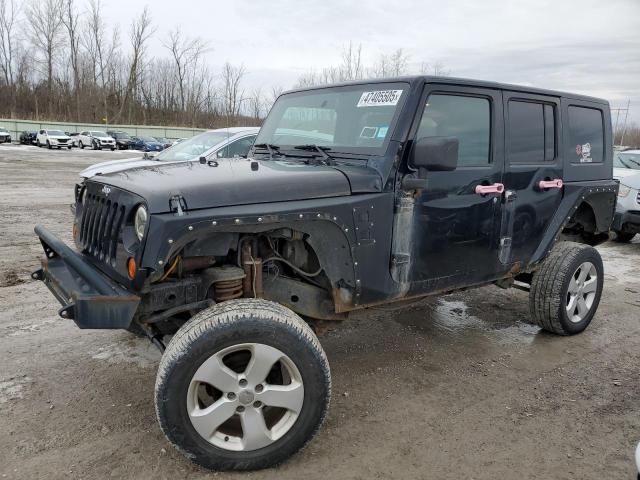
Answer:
134;205;148;241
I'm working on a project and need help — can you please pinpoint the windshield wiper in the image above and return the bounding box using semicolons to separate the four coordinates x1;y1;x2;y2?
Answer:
253;143;282;160
293;144;335;165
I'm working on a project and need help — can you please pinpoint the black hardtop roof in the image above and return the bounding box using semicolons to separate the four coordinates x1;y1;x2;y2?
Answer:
285;75;608;105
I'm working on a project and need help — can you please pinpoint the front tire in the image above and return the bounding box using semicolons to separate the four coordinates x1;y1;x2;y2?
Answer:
47;140;51;149
614;230;635;242
79;140;84;149
529;242;604;335
155;299;331;471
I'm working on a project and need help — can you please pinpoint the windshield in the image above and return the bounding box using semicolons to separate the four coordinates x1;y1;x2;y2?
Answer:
254;82;408;155
615;152;640;170
113;132;130;139
155;131;231;161
0;128;7;132
91;131;109;137
139;136;157;142
48;130;65;136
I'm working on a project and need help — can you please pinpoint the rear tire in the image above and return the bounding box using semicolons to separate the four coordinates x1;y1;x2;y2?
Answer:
614;230;635;242
155;299;331;471
79;140;84;149
47;140;51;149
529;242;604;335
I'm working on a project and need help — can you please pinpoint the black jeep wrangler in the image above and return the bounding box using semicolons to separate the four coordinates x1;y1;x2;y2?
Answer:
33;76;617;471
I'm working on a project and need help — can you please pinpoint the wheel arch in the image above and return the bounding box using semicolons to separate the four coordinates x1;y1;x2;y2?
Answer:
529;181;617;266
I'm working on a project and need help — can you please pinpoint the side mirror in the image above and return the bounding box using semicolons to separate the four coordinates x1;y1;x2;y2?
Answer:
410;136;459;172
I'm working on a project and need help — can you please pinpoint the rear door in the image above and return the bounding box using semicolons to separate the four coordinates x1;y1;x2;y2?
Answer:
500;91;563;268
408;83;506;292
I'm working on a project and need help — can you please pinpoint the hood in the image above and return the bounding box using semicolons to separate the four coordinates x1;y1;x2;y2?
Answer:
80;156;156;178
92;158;353;213
50;135;70;140
617;171;640;190
145;141;163;147
613;167;640;180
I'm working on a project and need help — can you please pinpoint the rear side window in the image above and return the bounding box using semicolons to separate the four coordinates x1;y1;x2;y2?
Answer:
508;100;555;163
417;94;491;166
567;106;604;164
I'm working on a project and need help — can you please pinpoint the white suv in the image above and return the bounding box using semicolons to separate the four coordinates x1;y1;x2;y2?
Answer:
76;131;116;150
36;129;72;149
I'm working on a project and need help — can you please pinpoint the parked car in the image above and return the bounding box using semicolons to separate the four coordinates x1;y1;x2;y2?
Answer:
69;132;80;146
36;129;72;149
19;131;37;145
0;127;12;143
612;150;640;241
154;136;173;149
33;77;616;471
76;131;116;150
129;135;165;152
107;130;134;150
79;127;259;178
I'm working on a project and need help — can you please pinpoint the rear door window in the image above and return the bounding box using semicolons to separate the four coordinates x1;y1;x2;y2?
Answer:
507;100;555;163
567;106;604;164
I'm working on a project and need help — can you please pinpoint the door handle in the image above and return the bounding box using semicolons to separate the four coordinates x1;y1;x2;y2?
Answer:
475;183;505;195
538;179;563;189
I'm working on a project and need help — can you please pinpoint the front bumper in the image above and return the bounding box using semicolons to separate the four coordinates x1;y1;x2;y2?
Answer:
612;211;640;233
32;225;140;329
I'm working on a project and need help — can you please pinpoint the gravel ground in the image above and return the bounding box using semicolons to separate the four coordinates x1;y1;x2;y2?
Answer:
1;144;639;479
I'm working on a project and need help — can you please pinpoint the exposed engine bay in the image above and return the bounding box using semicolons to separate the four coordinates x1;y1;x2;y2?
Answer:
136;228;344;339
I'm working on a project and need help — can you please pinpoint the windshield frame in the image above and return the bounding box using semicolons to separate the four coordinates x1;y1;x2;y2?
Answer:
254;81;410;158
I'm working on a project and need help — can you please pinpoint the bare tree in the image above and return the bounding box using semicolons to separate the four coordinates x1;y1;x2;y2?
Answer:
421;60;451;76
221;62;246;120
370;48;409;78
0;0;18;85
340;42;363;81
117;6;154;123
26;0;65;115
0;0;19;114
162;28;209;115
61;0;83;120
84;0;121;123
247;87;264;120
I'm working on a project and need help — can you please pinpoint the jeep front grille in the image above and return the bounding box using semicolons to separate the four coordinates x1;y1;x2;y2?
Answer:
79;194;126;265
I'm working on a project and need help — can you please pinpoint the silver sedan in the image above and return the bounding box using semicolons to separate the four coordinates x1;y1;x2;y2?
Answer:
79;127;259;179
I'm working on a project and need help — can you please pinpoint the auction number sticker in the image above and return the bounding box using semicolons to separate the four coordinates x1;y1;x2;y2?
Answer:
357;90;403;107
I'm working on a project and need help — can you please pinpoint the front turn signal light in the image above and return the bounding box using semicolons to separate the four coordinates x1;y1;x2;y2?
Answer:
127;257;137;280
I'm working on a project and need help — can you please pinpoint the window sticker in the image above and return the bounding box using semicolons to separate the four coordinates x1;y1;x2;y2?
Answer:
377;126;389;138
360;126;378;139
576;142;592;163
357;90;403;107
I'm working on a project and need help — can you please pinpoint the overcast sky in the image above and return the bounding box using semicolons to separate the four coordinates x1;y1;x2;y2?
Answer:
102;0;640;125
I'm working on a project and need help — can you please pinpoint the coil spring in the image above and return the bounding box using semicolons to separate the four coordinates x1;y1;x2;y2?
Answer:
213;278;244;301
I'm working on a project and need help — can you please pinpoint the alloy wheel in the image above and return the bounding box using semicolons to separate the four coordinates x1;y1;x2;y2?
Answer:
186;342;304;452
566;261;598;323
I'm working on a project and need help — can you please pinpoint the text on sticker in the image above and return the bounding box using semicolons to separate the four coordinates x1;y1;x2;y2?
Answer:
357;90;403;107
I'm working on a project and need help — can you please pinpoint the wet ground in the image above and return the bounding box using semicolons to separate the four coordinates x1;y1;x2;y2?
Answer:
1;144;640;479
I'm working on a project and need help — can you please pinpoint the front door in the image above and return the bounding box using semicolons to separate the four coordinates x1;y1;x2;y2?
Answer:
408;84;505;293
500;92;563;269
